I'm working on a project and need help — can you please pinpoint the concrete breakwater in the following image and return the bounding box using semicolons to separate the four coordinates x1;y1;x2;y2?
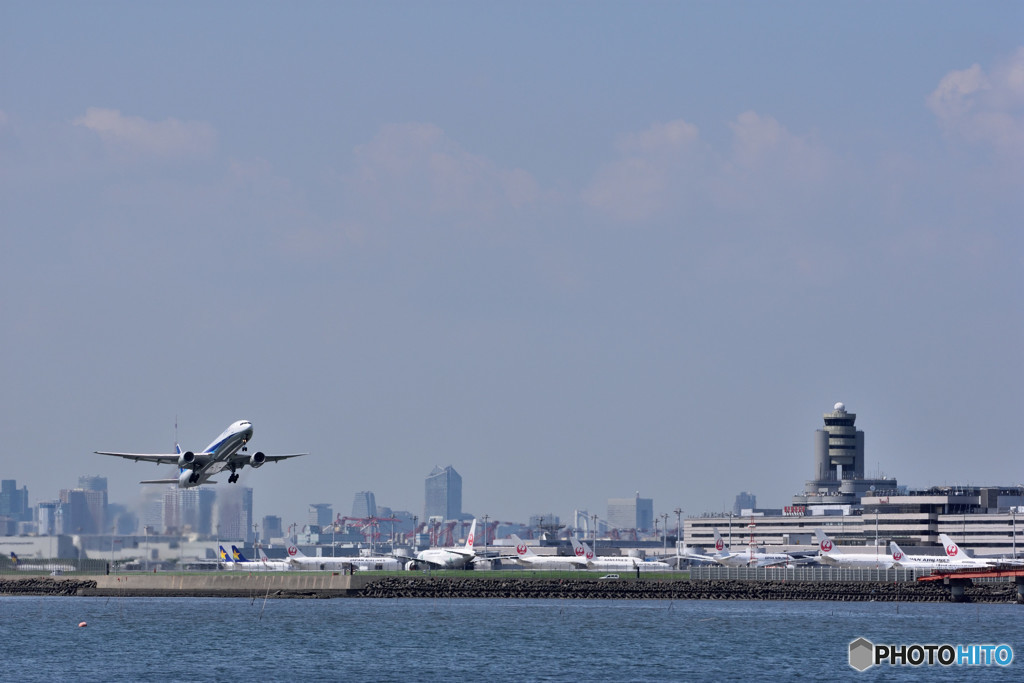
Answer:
0;577;97;596
361;577;1020;603
1;575;1020;602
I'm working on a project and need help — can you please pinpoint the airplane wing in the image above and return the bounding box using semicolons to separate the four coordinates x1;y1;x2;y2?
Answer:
94;451;181;464
226;452;308;465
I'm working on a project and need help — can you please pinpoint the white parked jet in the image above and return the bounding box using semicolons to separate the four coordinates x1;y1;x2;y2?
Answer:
220;545;289;571
504;535;589;569
710;528;799;568
406;519;479;570
570;538;672;572
814;529;894;569
95;420;306;488
284;544;402;571
889;538;997;570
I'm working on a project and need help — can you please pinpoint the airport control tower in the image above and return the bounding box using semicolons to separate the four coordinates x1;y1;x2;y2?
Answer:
815;402;864;481
792;402;896;510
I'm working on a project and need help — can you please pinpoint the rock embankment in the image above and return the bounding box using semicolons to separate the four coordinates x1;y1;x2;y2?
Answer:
361;577;1019;603
0;577;97;596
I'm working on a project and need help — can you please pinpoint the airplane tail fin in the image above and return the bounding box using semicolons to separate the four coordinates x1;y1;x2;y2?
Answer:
10;552;18;565
231;545;250;562
465;519;477;551
889;541;907;563
938;534;963;558
510;534;535;557
814;529;839;554
218;545;231;562
258;548;270;562
286;543;307;559
712;527;728;553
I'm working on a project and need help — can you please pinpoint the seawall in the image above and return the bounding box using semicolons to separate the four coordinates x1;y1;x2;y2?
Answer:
2;575;1020;602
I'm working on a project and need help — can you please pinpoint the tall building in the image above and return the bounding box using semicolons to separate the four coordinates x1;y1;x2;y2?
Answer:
607;492;654;532
0;480;31;522
308;503;333;529
733;491;757;516
218;487;254;542
793;402;896;509
352;491;377;519
164;488;215;534
262;515;283;541
425;465;462;521
58;489;98;534
814;402;865;481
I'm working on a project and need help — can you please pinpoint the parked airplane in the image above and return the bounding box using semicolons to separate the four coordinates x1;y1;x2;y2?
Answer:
8;552;74;573
405;519;479;570
710;528;799;568
284;544;402;571
218;545;287;571
94;420;306;488
889;539;997;570
570;538;672;572
814;529;895;569
503;534;589;569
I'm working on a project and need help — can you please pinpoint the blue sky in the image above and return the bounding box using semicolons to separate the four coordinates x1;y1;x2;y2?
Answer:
2;3;1021;530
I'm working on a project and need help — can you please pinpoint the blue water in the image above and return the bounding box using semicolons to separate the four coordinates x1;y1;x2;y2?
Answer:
1;597;1019;681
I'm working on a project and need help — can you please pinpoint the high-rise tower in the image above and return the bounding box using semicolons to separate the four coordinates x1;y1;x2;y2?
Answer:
424;465;462;521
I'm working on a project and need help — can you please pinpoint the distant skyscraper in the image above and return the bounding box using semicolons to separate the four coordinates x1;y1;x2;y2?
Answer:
607;492;654;532
262;515;283;541
425;465;462;521
218;487;254;542
352;491;377;519
733;491;757;516
0;480;31;522
308;503;333;529
59;488;98;534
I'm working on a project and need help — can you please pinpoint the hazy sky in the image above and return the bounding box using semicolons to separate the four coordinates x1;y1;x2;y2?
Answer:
2;3;1021;530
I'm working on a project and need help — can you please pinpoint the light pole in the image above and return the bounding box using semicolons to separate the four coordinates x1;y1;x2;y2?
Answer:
592;514;598;551
674;508;683;570
482;514;489;555
661;513;669;557
1012;508;1017;561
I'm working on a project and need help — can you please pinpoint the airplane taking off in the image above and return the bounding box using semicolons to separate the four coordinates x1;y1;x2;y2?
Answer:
570;538;672;572
406;519;480;570
94;420;306;488
814;529;895;569
504;534;589;569
284;544;402;571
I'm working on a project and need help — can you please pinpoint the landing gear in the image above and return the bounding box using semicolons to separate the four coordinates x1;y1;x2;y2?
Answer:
228;468;239;484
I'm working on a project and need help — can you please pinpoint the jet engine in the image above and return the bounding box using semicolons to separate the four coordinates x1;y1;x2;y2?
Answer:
178;469;197;487
404;561;419;571
249;452;266;468
177;451;196;469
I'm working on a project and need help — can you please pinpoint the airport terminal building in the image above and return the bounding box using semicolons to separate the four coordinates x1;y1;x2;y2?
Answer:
684;404;1024;558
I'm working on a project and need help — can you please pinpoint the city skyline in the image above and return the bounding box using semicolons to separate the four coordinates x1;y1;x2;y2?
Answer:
2;5;1021;527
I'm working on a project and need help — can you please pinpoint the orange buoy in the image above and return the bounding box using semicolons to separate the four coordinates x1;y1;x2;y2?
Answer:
78;621;87;628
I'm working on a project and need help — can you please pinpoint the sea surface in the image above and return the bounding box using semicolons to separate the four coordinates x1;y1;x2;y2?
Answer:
1;596;1019;681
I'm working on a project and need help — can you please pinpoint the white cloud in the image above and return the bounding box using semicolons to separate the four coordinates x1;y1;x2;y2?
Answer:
927;47;1024;155
582;118;703;222
348;123;539;222
583;113;829;222
73;107;216;158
